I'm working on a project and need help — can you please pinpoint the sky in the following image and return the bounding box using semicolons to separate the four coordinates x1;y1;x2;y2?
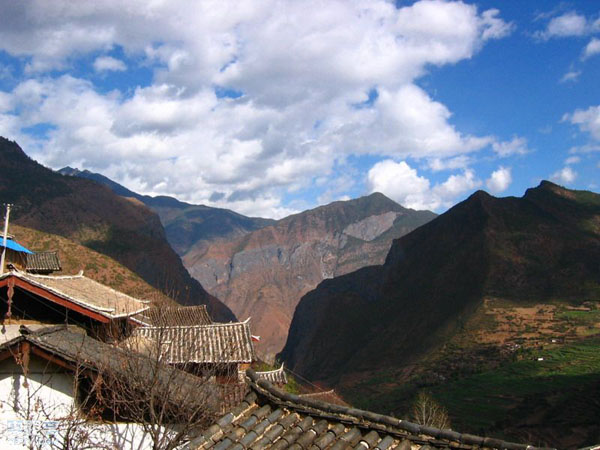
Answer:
0;1;598;218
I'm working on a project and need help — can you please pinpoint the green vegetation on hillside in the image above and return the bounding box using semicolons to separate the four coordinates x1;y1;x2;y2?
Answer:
432;338;600;446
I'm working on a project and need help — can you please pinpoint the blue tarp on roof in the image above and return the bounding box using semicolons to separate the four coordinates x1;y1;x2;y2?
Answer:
1;238;33;254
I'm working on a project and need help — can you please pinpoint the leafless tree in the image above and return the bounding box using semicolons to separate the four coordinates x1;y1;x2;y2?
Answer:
94;323;239;450
0;340;111;450
411;391;451;430
0;321;244;450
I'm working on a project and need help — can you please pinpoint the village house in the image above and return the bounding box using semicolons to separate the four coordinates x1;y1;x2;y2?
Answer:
0;269;150;341
0;235;61;275
0;324;220;449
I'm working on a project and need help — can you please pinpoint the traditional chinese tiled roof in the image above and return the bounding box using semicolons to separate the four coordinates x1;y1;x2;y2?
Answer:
185;370;557;450
0;324;219;413
133;304;213;326
133;319;256;364
256;364;288;385
0;270;149;319
26;251;62;273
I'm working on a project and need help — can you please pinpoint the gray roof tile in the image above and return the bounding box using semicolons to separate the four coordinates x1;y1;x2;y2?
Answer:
26;251;61;272
186;370;561;450
134;320;255;364
133;305;212;326
1;271;149;318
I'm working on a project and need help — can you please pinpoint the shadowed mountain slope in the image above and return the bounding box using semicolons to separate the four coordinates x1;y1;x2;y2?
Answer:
278;182;600;447
12;224;174;304
0;137;234;321
281;181;600;379
59;167;274;255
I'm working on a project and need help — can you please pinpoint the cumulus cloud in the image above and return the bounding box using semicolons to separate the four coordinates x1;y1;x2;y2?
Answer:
535;11;595;40
551;166;577;185
486;166;511;193
0;0;513;217
563;105;600;141
367;160;431;209
93;56;126;72
492;136;530;157
367;159;480;211
583;37;600;60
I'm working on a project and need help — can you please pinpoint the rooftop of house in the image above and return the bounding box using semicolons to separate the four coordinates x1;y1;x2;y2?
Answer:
185;370;559;450
0;270;150;319
0;324;220;414
25;251;61;273
133;319;256;364
0;237;32;254
133;304;213;327
256;364;288;385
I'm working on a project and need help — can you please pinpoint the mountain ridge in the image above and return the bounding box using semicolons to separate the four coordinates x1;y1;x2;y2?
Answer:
58;166;275;255
278;181;600;447
59;163;436;359
281;181;600;379
0;137;235;321
187;191;436;359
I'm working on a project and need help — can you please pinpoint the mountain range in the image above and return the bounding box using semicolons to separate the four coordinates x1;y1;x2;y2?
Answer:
278;181;600;447
60;165;436;359
7;135;600;447
58;167;274;255
0;137;234;321
185;193;435;359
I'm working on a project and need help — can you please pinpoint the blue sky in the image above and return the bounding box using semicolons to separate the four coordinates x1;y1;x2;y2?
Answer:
0;1;598;218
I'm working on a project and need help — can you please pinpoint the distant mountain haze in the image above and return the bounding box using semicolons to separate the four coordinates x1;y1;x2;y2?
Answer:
0;137;235;321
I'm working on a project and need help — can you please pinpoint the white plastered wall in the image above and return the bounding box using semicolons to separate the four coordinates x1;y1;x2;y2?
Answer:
0;355;158;449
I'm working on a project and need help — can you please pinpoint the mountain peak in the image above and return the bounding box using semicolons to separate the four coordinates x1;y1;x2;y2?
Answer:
59;166;83;176
0;137;33;164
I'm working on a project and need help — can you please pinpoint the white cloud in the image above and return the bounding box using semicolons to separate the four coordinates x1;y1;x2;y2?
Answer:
367;160;431;209
492;136;529;157
427;155;473;172
560;70;581;83
0;92;12;113
583;37;600;60
93;56;126;72
565;156;581;165
563;105;600;141
0;0;512;217
367;159;480;211
536;12;588;40
551;166;577;185
486;167;512;194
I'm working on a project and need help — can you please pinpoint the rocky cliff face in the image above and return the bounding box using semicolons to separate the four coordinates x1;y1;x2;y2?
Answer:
0;137;235;322
184;193;436;360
